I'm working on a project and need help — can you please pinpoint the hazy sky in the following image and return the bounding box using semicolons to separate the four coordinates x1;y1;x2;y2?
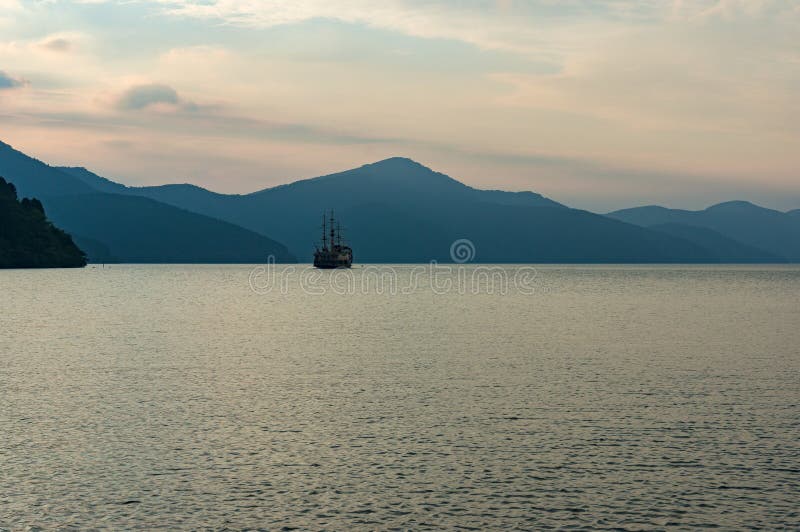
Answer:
1;0;798;211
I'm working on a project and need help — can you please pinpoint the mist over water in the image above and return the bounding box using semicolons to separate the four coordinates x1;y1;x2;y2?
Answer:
2;265;799;529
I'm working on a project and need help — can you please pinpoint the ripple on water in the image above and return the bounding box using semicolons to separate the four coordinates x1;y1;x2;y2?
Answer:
1;265;799;529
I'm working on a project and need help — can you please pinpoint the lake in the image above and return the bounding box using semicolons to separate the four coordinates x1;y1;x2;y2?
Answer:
2;265;799;529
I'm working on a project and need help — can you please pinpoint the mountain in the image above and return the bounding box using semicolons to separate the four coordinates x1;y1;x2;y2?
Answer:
0;177;86;268
648;223;784;263
59;166;129;194
607;201;800;261
70;234;118;263
62;158;728;263
11;137;791;263
0;141;295;263
61;157;567;259
0;141;92;198
43;193;295;263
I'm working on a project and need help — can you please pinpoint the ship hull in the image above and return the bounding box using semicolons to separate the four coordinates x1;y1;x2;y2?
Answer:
313;261;352;269
313;253;352;269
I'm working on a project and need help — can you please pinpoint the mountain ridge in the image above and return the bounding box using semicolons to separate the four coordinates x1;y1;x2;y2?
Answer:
607;202;800;261
1;142;295;263
4;138;797;263
63;156;565;210
42;192;295;263
648;223;784;263
57;158;761;263
0;141;94;198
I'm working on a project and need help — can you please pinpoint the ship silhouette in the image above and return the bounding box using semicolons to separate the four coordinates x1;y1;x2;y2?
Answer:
313;210;353;269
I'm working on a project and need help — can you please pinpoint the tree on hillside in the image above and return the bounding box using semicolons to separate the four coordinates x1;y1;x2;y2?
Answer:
0;176;86;268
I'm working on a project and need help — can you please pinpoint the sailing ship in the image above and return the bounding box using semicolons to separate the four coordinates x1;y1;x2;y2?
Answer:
313;210;353;269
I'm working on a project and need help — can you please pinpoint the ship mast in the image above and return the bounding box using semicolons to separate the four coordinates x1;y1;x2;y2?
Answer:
336;222;342;247
330;210;336;250
322;212;327;250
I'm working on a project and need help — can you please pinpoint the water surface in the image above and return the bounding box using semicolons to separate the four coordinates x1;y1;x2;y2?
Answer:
2;265;799;529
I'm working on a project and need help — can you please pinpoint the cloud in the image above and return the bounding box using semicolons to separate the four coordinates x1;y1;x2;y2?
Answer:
13;104;398;146
116;83;181;110
150;0;624;55
488;2;800;138
0;0;21;11
149;0;796;55
34;32;91;54
39;37;72;52
0;70;24;89
1;0;799;210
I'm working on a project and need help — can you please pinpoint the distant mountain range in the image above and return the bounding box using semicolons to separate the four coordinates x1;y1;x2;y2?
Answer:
1;139;797;263
0;141;294;263
59;157;729;263
607;202;800;262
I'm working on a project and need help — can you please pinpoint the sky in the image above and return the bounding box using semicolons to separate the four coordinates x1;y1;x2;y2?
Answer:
0;0;798;212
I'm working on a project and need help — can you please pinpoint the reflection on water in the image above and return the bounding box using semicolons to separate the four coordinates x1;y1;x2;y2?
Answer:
1;265;799;529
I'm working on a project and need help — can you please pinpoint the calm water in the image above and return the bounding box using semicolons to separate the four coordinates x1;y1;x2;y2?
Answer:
1;265;799;530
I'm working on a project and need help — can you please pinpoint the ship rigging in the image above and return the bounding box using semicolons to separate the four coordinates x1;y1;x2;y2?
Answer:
313;210;353;269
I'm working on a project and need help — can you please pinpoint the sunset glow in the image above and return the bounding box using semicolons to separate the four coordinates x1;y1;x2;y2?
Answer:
1;0;798;210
